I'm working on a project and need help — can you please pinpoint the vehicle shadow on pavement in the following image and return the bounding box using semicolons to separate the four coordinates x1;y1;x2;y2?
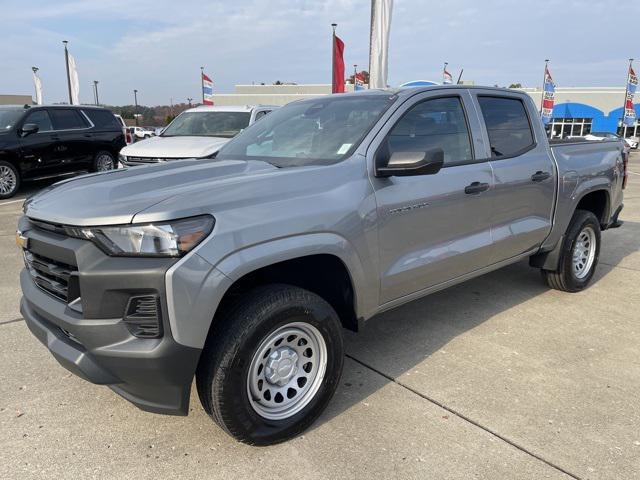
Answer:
314;220;640;430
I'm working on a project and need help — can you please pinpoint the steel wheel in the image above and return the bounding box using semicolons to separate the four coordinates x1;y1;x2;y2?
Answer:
0;165;17;196
572;226;596;279
95;153;114;171
247;322;327;421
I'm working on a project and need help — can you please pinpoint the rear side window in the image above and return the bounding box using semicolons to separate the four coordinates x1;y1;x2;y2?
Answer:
24;110;53;131
477;96;534;158
83;109;119;129
49;109;89;130
386;96;473;166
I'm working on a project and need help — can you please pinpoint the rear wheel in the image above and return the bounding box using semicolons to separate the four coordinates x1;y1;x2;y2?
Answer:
93;151;115;172
0;161;20;199
542;209;601;292
196;284;344;445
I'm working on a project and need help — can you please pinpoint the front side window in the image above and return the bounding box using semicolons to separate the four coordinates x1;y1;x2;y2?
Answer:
217;94;397;167
49;109;89;130
386;96;473;166
161;112;251;138
477;96;534;158
24;110;53;131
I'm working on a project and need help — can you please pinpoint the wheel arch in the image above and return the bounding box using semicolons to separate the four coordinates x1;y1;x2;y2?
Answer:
166;233;373;350
531;187;610;271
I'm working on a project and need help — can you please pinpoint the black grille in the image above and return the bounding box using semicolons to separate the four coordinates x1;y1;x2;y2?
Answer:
24;250;79;302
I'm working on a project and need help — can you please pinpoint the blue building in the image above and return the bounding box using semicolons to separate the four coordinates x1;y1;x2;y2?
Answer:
522;87;639;139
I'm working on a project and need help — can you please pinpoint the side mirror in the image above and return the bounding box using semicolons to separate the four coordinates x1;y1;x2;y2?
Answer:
20;123;39;137
375;147;445;177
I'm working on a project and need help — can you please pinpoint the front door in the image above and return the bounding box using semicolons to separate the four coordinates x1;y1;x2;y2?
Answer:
18;109;62;179
371;92;495;304
473;93;556;262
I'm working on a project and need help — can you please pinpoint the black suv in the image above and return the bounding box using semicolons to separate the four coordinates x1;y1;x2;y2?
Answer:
0;105;125;199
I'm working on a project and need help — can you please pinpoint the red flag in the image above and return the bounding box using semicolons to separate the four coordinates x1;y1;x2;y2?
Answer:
332;34;345;94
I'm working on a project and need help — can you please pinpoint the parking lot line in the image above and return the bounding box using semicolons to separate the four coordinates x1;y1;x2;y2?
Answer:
0;199;24;207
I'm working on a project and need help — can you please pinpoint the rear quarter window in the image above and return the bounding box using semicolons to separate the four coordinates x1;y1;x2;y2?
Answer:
477;96;535;158
83;109;120;129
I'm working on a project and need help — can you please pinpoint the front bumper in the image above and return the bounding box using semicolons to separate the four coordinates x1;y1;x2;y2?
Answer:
18;217;203;415
21;270;201;415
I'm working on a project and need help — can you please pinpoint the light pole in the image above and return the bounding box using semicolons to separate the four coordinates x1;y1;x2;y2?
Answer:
187;97;193;107
93;80;99;105
133;89;139;126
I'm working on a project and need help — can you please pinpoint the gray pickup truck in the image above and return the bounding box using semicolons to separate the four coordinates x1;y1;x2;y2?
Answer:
17;86;626;445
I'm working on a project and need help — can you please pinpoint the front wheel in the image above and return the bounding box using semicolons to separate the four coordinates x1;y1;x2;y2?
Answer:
0;161;20;199
196;284;344;445
542;209;601;292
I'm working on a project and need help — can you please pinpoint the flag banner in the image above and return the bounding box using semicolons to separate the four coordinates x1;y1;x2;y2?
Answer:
202;72;214;105
369;0;393;89
354;72;366;91
443;66;453;85
32;71;43;105
68;53;80;105
333;35;345;93
541;65;555;125
623;65;638;127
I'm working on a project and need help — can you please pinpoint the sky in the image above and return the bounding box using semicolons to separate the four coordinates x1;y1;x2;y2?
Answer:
1;0;639;106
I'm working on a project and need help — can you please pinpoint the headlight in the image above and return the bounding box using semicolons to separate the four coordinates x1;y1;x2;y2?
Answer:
118;153;128;163
67;215;214;257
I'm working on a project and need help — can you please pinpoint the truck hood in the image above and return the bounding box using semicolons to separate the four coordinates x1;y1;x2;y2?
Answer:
24;159;278;226
120;135;230;159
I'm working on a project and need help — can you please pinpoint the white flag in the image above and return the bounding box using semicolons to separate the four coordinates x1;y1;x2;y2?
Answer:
68;53;80;105
32;71;43;105
369;0;393;89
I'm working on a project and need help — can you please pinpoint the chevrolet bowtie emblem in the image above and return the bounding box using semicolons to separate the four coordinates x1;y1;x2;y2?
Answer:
15;231;29;250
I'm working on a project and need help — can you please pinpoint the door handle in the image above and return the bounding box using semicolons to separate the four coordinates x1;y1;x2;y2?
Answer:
464;181;490;194
531;171;551;182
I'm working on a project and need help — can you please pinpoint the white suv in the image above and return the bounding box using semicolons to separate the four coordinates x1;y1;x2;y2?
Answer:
119;105;277;166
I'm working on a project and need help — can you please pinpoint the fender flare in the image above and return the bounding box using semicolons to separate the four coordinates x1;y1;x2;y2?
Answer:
166;233;374;349
216;232;373;318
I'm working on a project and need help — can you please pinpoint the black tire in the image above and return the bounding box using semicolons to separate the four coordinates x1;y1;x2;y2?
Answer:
0;160;20;199
196;284;344;445
542;209;601;292
92;151;115;172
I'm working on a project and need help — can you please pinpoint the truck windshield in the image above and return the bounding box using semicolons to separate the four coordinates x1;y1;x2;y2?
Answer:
216;94;397;167
0;109;24;132
161;111;251;138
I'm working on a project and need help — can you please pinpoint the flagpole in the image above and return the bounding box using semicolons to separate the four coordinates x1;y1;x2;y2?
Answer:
540;59;549;115
457;69;464;85
443;62;448;84
331;23;337;94
200;66;205;104
621;58;634;136
63;41;73;105
368;1;374;89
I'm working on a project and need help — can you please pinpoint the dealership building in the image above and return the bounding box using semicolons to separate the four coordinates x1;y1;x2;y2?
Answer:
213;84;638;139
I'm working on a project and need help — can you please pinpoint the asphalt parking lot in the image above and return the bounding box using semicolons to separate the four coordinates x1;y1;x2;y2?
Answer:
1;156;639;480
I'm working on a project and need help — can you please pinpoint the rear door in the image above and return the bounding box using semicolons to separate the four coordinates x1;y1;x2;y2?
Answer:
472;92;556;263
49;108;94;172
370;91;495;304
